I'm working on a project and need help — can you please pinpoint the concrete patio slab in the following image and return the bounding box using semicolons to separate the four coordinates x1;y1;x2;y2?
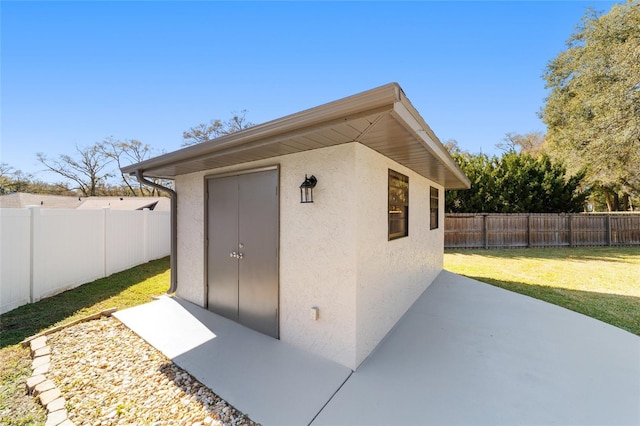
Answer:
114;272;640;425
114;297;352;426
312;270;640;425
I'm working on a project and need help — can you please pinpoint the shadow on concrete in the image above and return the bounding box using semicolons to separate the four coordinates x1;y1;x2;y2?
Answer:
114;272;640;426
312;271;640;426
114;297;352;426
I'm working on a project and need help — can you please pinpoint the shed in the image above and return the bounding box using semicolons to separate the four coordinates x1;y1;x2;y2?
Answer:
122;83;470;370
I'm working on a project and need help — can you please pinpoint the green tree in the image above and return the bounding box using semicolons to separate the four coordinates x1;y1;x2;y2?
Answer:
0;163;76;195
446;145;587;213
0;163;15;194
445;148;500;213
492;152;587;213
541;1;640;211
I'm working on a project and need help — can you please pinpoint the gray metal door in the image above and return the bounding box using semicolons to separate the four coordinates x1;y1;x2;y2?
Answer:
207;169;279;338
208;175;240;322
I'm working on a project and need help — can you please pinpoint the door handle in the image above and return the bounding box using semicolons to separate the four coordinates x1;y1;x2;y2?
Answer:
230;251;244;259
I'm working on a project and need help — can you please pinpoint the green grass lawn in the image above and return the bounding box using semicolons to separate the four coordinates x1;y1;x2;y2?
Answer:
0;257;170;425
444;247;640;336
2;249;638;424
0;256;170;348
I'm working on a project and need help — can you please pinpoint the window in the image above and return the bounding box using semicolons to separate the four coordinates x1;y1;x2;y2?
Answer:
430;186;439;230
388;169;409;240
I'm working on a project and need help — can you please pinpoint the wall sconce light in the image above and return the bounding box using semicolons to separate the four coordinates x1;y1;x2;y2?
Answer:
299;174;317;203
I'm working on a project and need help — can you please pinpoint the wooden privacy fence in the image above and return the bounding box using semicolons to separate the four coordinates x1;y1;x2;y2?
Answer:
445;213;640;249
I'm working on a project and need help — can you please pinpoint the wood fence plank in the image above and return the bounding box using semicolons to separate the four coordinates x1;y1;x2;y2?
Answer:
445;213;640;249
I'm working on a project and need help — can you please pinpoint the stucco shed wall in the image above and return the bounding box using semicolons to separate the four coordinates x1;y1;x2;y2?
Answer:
354;143;444;367
174;142;444;370
176;172;207;306
278;144;358;369
175;144;359;369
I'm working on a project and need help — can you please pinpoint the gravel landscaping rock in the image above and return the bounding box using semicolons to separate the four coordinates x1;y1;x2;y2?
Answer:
45;316;258;426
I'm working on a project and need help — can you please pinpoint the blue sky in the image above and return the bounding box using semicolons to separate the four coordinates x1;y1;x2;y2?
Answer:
2;1;618;183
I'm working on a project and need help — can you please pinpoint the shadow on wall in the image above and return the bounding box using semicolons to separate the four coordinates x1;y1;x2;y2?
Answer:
459;274;640;337
0;257;170;348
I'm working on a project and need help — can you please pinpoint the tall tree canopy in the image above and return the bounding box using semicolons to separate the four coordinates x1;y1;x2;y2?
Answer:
541;0;639;211
446;142;587;213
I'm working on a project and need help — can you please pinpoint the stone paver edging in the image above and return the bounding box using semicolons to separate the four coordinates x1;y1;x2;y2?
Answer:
22;308;117;426
21;307;256;425
26;335;73;426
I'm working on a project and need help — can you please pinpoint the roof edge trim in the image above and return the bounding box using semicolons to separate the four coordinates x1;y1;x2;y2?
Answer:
122;83;403;176
393;97;471;189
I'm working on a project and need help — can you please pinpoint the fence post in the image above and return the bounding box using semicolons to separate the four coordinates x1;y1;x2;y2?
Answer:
527;214;531;248
102;207;109;277
143;208;150;262
483;214;488;249
27;205;41;303
606;214;612;246
568;214;573;247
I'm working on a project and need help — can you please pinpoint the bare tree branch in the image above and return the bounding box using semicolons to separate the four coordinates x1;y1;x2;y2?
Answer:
37;144;113;196
182;110;254;146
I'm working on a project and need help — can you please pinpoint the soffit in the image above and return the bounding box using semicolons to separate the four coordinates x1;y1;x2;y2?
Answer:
358;113;456;188
123;83;470;189
141;112;384;179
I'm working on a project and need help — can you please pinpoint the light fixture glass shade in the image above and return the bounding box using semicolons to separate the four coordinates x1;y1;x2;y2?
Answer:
300;175;317;203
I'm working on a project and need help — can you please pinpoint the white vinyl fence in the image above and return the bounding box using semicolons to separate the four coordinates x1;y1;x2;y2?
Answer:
0;206;170;314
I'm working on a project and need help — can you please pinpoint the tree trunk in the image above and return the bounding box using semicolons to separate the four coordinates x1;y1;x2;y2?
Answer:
605;191;613;212
622;193;630;211
604;189;621;211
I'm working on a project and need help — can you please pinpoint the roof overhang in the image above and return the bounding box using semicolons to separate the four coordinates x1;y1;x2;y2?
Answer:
122;83;471;189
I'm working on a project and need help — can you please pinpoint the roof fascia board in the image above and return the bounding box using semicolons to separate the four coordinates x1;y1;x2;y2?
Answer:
122;83;402;176
391;100;471;189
